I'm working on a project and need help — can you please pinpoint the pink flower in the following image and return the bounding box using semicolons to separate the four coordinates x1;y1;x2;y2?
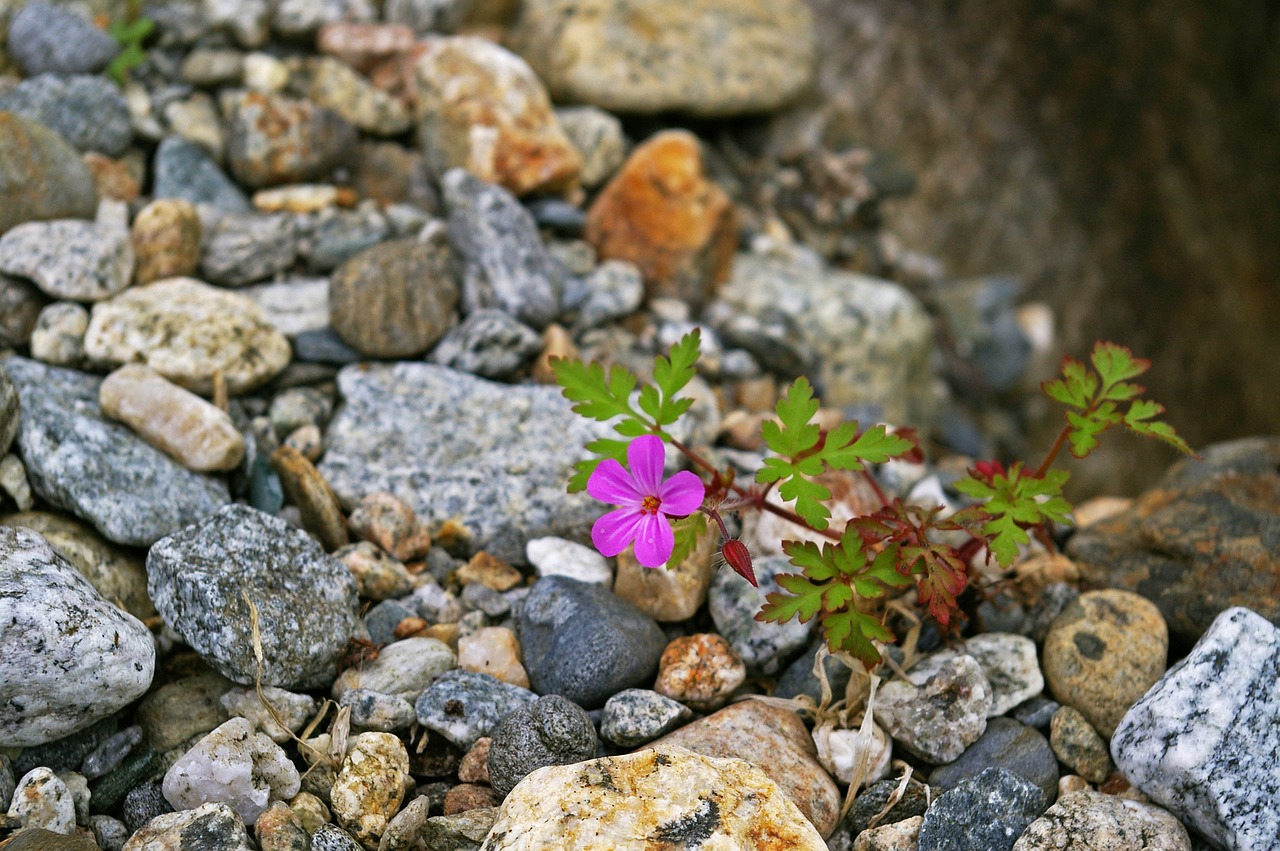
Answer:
587;435;704;567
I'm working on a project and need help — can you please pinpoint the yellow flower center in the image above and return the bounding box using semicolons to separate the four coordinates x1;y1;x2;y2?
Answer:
640;495;661;515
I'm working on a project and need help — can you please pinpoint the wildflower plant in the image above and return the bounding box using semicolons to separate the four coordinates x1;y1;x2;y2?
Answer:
553;332;1195;668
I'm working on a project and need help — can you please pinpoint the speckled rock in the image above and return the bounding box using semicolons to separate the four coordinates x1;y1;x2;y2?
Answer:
339;689;416;732
653;633;745;712
415;670;537;751
612;530;715;622
122;802;254;851
876;653;993;764
200;212;298;287
828;777;932;849
147;504;364;689
0;113;97;234
555;106;627;189
162;717;301;824
508;0;815;117
135;671;234;753
1112;606;1280;850
1042;589;1167;738
310;824;365;850
428;309;542;380
929;717;1059;804
226;91;356;189
1049;706;1112;784
330;732;409;847
412;36;580;196
649;699;841;838
0;213;134;302
332;636;455;700
961;632;1045;717
6;767;76;834
709;554;813;675
222;686;318;745
1;356;230;547
7;2;118;76
318;362;609;565
255;800;309;851
483;745;826;849
584;131;735;310
152;136;251;213
30;301;88;366
918;767;1047;851
334;542;412;601
130;200;202;286
422;808;497;850
84;278;291;396
0;74;131;156
294;56;412;136
1012;789;1190;851
487;694;597;797
599;689;693;749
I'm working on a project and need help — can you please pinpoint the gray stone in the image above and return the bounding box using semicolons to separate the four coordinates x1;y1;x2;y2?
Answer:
363;599;416;646
0;114;97;235
421;808;498;851
89;814;129;851
428;309;541;379
930;276;1032;396
153;136;251;213
0;75;131;156
245;277;330;338
226;91;356;189
1012;789;1191;851
929;717;1059;804
570;260;644;332
877;653;993;764
273;0;376;39
443;169;560;329
331;636;455;701
30;301;89;367
12;716;116;776
0;367;16;457
204;0;271;48
709;554;814;676
1049;705;1113;784
0;215;134;302
319;362;611;564
81;725;144;781
918;767;1047;851
200;213;298;287
774;639;854;705
555;106;627;189
146;504;364;689
310;823;365;850
221;686;317;744
958;632;1045;717
7;2;119;76
599;688;694;748
125;802;253;850
304;208;392;273
517;575;667;709
1;356;230;546
385;0;469;33
487;694;598;797
1111;606;1280;850
268;387;333;438
0;276;46;349
340;689;416;732
0;527;154;747
415;669;538;750
120;779;171;834
829;777;931;850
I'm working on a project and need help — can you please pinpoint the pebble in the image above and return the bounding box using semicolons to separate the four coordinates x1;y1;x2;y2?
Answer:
287;791;329;835
585;130;736;311
162;717;301;824
90;815;131;851
485;745;826;849
90;747;163;818
408;580;466;625
329;233;459;358
1012;789;1190;851
84;277;292;396
82;152;140;204
599;688;693;748
524;536;612;587
152;135;251;213
1042;589;1167;738
653;633;746;711
81;726;144;780
960;632;1045;717
30;301;88;367
273;0;376;41
414;669;537;750
346;491;432;563
253;184;352;215
0;113;97;234
487;694;598;797
7;2;119;76
876;653;993;764
221;686;318;744
709;554;813;675
309;824;365;850
853;816;923;851
457;626;530;688
0;369;16;457
331;635;455;700
0;455;33;510
339;688;416;732
305;208;393;273
147;503;364;689
316;22;416;73
928;717;1059;804
571;260;646;333
555;106;627;189
412;36;580;196
270;444;350;551
330;732;409;847
226;91;357;189
6;767;76;834
181;48;246;87
918;767;1047;851
335;542;413;600
612;532;715;622
294;56;412;137
829;777;932;848
0;276;46;349
775;639;855;706
1048;705;1113;784
0;527;154;747
1112;606;1280;849
0;74;132;156
318;362;610;565
384;0;467;33
122;802;254;851
122;781;172;834
428;309;542;379
0;213;134;302
164;92;228;162
254;801;309;851
509;0;814;117
444;783;497;814
269;386;334;438
135;670;234;753
349;141;439;210
200;212;299;287
456;551;521;592
443;169;561;329
420;808;497;849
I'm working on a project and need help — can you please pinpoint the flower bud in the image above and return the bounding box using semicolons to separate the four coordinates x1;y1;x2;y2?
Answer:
721;539;756;587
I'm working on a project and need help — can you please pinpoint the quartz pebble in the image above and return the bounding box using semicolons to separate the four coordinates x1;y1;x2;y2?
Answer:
6;767;76;834
525;536;612;587
653;633;746;712
330;732;410;847
331;635;455;700
458;626;530;688
30;302;88;367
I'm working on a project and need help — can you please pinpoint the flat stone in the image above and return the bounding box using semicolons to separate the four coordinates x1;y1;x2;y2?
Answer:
270;445;349;551
226;91;356;189
7;2;118;76
152;136;251;214
1049;705;1113;784
245;277;331;339
0;214;134;302
2;356;230;547
200;212;298;287
961;632;1045;717
1012;789;1190;851
221;686;317;745
0;113;97;234
877;653;993;764
525;536;612;587
415;669;537;750
0;74;131;156
273;0;376;40
317;22;416;73
123;802;254;850
928;717;1059;805
0;527;154;747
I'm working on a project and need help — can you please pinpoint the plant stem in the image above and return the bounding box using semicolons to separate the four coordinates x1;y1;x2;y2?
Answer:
860;468;892;508
1034;424;1072;478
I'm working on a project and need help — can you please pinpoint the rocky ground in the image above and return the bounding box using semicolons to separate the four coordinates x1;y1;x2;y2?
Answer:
0;1;1277;850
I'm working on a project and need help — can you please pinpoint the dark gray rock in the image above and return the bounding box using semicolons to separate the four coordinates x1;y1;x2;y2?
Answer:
364;598;417;646
414;669;538;750
517;576;667;709
7;2;119;76
1;357;229;546
340;688;416;732
918;767;1047;851
200;213;298;287
1011;696;1060;732
828;777;931;851
443;169;560;329
146;504;364;689
487;694;597;797
292;328;364;364
121;779;172;833
428;309;541;379
0;75;131;156
928;717;1058;804
599;688;693;748
929;275;1031;397
13;716;117;777
125;803;252;850
709;554;813;675
0;366;16;457
153;136;252;213
81;725;144;781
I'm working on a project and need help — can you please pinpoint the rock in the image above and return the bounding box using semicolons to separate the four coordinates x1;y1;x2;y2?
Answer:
524;536;611;587
442;170;560;329
305;208;393;273
81;726;144;780
1048;706;1113;784
852;816;923;851
332;635;455;700
509;0;815;117
928;717;1058;804
152;136;251;213
318;362;611;564
420;808;496;850
2;356;230;547
349;141;439;210
446;783;497;815
709;554;813;675
83;278;291;395
876;653;993;764
162;717;300;824
584;131;735;311
122;802;254;851
226;91;356;189
428;309;541;380
147;504;364;689
347;492;431;563
612;531;715;622
1111;606;1280;849
415;670;537;751
570;260;646;333
1067;436;1280;646
287;791;330;836
484;745;826;849
718;251;936;426
270;445;350;551
456;552;521;592
653;633;745;712
599;689;693;749
135;670;234;753
0;114;97;235
960;632;1045;717
1042;589;1167;739
0;213;134;302
7;2;118;76
339;689;416;732
412;36;580;196
99;365;245;472
384;0;468;34
272;0;377;40
0;75;131;156
335;542;413;601
255;801;309;851
200;212;298;287
330;732;409;847
221;686;317;745
487;694;598;797
918;767;1047;851
1012;789;1190;851
163;92;228;162
812;721;892;788
555;107;627;189
517;576;667;709
122;781;173;835
0;276;46;348
309;824;364;850
649;699;841;838
329;233;459;358
6;767;75;834
294;56;412;137
830;777;932;848
316;22;416;72
0;367;17;457
774;639;855;706
30;302;88;366
130;200;203;287
0;454;33;511
458;626;529;688
82;151;140;205
245;278;330;340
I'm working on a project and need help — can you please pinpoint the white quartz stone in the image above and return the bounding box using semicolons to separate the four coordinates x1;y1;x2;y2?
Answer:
162;716;301;824
961;633;1045;717
526;536;613;587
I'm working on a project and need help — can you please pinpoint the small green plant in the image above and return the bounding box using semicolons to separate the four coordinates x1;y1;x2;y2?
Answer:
105;1;154;87
553;334;1195;668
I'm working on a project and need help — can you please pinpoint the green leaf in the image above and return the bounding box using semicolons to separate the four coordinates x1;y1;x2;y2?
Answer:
566;438;630;493
777;474;833;530
1123;399;1197;455
781;539;839;581
758;573;825;625
1091;341;1149;386
652;330;701;426
762;378;821;457
968;463;1074;568
667;512;709;569
823;609;895;668
553;358;639;423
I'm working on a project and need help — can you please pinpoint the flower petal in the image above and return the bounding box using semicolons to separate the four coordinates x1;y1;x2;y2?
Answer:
632;511;675;567
627;434;665;496
592;508;644;557
658;470;705;517
587;458;641;506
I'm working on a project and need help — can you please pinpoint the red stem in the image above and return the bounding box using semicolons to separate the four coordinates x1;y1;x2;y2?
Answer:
1033;424;1072;479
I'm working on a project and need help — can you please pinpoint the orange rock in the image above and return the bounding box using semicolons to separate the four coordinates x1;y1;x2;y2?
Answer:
82;152;139;203
584;130;736;309
653;633;745;711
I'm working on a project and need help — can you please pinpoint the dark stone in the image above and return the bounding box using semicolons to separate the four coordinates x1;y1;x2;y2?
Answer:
774;638;854;704
828;777;931;850
486;694;598;797
121;779;172;833
918;767;1047;851
1010;696;1060;732
928;717;1059;804
153;136;251;213
13;716;117;776
89;746;163;814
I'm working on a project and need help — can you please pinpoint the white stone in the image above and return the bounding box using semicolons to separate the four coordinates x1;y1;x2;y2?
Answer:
960;633;1045;717
458;626;530;688
162;716;301;824
330;732;410;847
526;536;612;587
30;301;88;366
0;453;33;510
221;685;318;744
244;278;331;338
6;767;76;834
1013;789;1190;851
330;636;455;700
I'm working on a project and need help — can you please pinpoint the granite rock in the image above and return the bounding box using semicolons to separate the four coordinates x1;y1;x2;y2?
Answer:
30;301;89;366
599;689;694;749
415;669;538;750
961;632;1045;717
7;2;119;76
0;276;46;348
1012;789;1190;851
6;767;77;835
200;212;298;287
487;694;598;797
929;717;1059;805
0;113;97;234
555;106;627;189
124;802;254;850
0;213;134;302
918;767;1047;851
0;75;131;156
428;309;542;380
876;653;993;764
330;634;454;701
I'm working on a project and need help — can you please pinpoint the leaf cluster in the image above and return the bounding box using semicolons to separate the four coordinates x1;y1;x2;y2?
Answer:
953;463;1072;567
106;16;155;86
